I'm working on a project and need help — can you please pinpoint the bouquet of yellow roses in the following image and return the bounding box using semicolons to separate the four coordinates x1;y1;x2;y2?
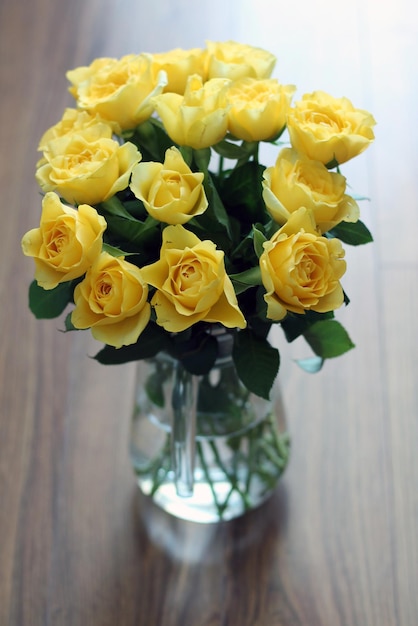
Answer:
22;40;376;401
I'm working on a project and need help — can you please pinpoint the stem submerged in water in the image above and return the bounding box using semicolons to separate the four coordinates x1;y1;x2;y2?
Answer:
131;337;290;521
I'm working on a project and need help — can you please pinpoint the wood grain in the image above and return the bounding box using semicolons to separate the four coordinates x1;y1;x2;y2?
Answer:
1;0;417;624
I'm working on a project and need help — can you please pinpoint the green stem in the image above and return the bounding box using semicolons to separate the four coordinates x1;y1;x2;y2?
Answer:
218;154;225;181
245;422;260;494
252;142;259;165
196;440;226;518
244;416;290;493
258;439;288;470
208;440;252;511
266;413;291;462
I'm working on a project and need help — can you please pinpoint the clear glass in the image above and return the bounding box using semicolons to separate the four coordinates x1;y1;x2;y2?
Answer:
130;332;290;523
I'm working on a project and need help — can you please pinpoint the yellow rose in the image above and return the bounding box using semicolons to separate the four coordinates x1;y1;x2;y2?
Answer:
205;40;276;80
38;108;116;152
152;75;230;149
141;225;246;332
35;133;141;205
287;91;376;165
151;47;206;94
260;207;346;320
71;252;151;348
66;54;168;130
21;192;106;290
130;147;208;224
227;78;295;142
262;148;359;233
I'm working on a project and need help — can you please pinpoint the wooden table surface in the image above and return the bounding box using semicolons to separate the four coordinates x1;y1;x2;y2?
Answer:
1;0;417;624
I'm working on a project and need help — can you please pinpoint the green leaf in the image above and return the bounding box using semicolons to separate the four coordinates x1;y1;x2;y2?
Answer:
247;315;272;340
253;225;267;258
100;212;161;258
94;322;168;364
328;220;373;245
166;329;218;375
230;266;262;294
212;138;253;160
325;157;340;170
202;173;233;239
221;161;267;224
229;225;256;261
102;243;131;257
281;310;334;343
178;333;218;376
233;329;280;400
64;312;77;331
99;196;135;219
179;145;193;166
29;280;74;319
304;320;355;358
121;198;148;219
132;118;174;162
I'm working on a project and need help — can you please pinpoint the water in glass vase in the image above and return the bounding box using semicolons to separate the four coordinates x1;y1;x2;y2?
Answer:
130;336;290;523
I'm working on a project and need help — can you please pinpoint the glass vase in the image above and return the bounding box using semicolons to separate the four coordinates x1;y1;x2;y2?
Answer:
130;329;290;523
